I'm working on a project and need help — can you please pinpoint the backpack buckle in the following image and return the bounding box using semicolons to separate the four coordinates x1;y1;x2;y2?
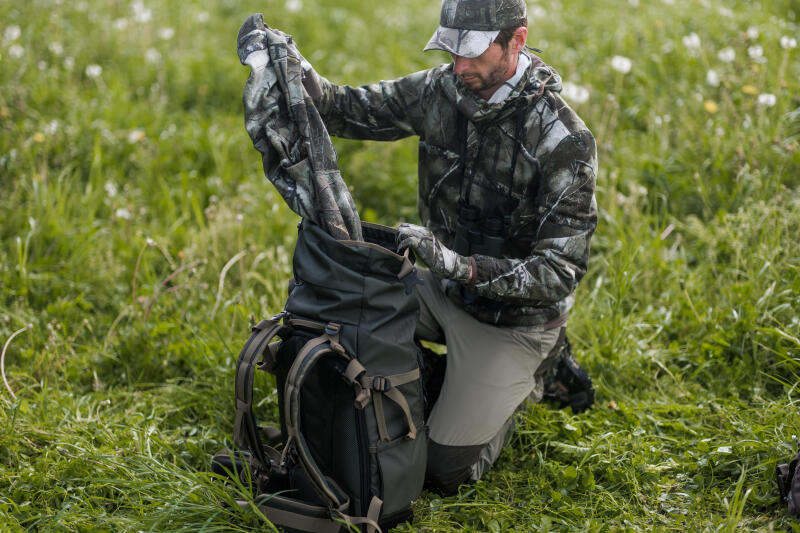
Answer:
372;376;392;392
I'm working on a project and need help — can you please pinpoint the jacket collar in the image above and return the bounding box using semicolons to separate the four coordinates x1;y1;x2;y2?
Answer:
441;51;563;125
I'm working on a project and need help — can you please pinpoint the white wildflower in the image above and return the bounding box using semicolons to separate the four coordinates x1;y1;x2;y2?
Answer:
781;36;797;49
64;56;75;70
158;27;175;40
610;55;632;74
132;1;152;23
44;120;59;135
286;0;302;12
748;44;765;62
662;0;674;4
236;213;244;222
196;11;210;23
85;64;102;78
717;47;735;62
8;44;24;59
661;41;675;54
115;207;132;220
628;0;639;6
4;25;21;42
145;47;162;64
134;9;152;23
127;129;146;143
104;181;118;197
37;61;47;71
706;69;720;87
113;18;129;31
146;237;157;247
682;32;701;51
718;6;734;17
746;26;759;39
562;82;590;104
756;93;776;107
48;42;63;55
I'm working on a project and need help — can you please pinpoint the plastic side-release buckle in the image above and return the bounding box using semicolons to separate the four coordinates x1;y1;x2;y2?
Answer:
371;376;392;392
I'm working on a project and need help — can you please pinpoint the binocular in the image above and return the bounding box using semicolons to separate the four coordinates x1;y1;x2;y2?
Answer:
451;202;509;258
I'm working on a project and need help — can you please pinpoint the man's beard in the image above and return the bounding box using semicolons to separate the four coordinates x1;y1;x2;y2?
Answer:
458;55;511;94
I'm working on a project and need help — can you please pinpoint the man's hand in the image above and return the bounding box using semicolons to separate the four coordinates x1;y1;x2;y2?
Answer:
396;223;473;282
237;14;316;77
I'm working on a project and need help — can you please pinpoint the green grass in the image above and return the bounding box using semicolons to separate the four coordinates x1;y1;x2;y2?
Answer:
1;0;799;530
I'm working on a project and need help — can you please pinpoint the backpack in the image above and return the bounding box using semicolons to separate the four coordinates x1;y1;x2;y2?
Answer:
776;443;800;517
212;220;427;533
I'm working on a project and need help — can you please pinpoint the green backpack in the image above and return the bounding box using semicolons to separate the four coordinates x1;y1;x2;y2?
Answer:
213;221;427;532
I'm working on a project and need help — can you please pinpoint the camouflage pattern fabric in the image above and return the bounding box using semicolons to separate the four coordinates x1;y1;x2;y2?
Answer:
438;0;527;31
310;53;597;326
396;223;472;282
237;14;362;241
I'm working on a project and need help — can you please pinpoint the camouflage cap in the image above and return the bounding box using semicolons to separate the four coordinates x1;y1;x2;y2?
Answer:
424;0;527;58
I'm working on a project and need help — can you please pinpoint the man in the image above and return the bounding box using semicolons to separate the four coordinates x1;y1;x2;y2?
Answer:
305;0;598;495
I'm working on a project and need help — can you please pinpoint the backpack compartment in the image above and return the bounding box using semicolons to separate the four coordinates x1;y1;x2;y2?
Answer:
283;221;427;526
223;220;427;532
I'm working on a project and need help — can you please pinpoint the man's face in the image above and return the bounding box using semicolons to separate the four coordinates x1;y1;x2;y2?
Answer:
451;43;513;96
449;27;526;99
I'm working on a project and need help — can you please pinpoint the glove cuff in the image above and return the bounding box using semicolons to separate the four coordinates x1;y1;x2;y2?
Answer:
452;254;474;283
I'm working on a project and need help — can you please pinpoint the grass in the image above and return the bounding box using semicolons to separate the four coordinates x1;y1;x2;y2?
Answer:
1;0;799;530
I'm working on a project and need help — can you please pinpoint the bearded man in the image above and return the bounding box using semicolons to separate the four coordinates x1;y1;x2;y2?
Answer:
304;0;598;495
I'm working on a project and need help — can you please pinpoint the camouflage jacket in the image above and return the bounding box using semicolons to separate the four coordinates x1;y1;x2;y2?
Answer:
312;53;598;326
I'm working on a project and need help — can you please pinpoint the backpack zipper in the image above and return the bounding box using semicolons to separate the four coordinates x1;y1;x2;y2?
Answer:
355;408;372;521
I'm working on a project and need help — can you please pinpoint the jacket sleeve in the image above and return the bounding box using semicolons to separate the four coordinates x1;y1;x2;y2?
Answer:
468;129;598;303
308;68;430;141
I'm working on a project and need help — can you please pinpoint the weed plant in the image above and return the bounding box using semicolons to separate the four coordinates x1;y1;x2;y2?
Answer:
1;0;799;531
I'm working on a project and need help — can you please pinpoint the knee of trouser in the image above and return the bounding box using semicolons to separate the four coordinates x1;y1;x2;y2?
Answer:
424;439;483;496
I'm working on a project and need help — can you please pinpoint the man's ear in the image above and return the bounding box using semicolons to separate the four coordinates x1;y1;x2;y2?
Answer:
512;27;528;54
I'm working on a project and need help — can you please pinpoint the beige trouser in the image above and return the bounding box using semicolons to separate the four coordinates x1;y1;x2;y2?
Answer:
414;269;564;491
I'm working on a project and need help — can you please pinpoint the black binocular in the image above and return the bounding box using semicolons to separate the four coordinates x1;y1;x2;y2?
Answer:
452;202;509;258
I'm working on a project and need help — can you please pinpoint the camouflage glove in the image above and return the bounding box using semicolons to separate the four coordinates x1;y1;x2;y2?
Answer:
397;223;473;282
237;16;317;89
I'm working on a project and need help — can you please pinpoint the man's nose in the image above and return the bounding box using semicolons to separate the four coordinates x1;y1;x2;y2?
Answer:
452;55;471;75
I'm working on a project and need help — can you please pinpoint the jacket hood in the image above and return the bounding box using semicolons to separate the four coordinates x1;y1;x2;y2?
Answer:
440;52;562;124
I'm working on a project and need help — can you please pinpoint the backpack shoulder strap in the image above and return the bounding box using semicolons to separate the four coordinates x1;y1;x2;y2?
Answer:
234;316;292;470
284;323;352;507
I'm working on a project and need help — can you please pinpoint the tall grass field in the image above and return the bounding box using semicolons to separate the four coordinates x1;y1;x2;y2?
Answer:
1;0;799;530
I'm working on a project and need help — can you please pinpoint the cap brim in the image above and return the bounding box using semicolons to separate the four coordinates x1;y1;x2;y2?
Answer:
423;26;499;58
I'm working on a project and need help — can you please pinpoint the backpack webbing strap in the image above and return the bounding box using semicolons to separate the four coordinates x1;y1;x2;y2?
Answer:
333;495;383;533
285;326;352;508
234;317;292;470
239;493;351;533
344;360;421;443
287;316;328;333
242;493;383;533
